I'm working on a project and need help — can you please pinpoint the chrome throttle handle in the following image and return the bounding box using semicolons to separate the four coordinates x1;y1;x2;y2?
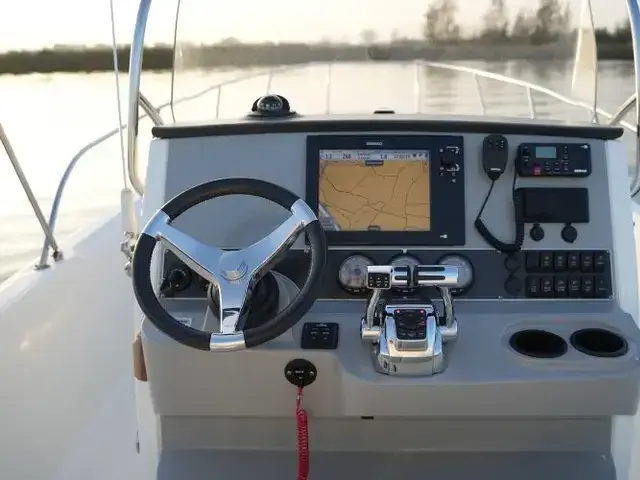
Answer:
414;265;459;342
361;265;411;343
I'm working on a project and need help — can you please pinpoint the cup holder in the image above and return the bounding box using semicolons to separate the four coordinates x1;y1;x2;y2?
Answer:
509;329;568;359
570;328;628;358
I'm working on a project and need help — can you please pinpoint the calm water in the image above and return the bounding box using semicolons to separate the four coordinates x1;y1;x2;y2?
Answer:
0;60;636;282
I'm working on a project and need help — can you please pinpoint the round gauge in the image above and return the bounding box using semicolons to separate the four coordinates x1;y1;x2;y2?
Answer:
389;254;421;270
337;255;374;294
437;254;474;294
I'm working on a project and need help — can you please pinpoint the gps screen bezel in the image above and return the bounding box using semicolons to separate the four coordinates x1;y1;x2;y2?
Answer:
306;134;466;246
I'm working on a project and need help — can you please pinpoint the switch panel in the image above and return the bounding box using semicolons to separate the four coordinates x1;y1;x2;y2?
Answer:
523;250;611;299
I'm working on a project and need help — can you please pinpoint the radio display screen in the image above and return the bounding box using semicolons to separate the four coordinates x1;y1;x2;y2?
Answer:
318;149;431;232
535;146;557;159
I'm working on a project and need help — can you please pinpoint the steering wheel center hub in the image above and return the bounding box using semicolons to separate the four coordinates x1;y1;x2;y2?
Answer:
220;257;249;281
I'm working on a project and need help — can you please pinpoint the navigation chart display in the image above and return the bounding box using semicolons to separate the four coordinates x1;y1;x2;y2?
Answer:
318;149;431;232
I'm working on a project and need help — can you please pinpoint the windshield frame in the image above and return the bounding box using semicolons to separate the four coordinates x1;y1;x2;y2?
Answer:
125;0;640;197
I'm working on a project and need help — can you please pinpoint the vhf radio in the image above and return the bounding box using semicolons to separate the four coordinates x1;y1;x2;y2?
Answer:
515;143;592;177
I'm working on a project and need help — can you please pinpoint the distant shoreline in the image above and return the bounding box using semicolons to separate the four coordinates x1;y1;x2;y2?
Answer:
0;41;633;75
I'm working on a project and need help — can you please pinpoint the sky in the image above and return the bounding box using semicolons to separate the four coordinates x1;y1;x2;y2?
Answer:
0;0;630;51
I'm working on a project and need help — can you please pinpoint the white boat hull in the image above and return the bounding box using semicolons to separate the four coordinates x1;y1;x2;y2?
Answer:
0;211;140;479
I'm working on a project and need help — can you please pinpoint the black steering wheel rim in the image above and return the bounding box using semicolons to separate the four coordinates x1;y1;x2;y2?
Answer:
132;178;327;351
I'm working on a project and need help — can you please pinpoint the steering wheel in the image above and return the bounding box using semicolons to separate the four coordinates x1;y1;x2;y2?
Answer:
132;178;327;352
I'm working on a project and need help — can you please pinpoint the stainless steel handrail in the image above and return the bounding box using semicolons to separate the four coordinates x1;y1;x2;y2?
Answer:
1;122;61;268
609;93;637;127
416;60;637;131
35;92;164;269
127;0;152;197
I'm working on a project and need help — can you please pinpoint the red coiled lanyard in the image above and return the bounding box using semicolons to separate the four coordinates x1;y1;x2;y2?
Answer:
296;386;309;480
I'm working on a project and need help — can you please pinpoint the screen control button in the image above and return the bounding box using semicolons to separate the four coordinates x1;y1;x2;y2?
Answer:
525;252;539;272
580;252;594;273
554;277;567;297
553;252;566;272
580;276;595;298
594;276;610;298
593;251;608;273
540;276;554;298
568;277;581;298
567;252;580;272
539;252;553;272
525;276;540;298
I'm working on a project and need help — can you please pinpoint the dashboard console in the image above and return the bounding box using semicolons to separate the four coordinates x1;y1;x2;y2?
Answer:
148;115;638;415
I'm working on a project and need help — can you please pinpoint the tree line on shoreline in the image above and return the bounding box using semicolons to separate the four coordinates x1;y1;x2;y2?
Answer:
418;0;631;45
0;0;633;75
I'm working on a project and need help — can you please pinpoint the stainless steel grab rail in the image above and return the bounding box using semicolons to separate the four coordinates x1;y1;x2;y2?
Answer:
34;92;164;269
126;0;152;198
1;122;61;268
415;60;636;131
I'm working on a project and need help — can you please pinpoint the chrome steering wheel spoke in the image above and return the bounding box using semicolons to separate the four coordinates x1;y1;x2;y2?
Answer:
211;199;316;334
215;278;253;334
146;211;223;284
223;199;316;283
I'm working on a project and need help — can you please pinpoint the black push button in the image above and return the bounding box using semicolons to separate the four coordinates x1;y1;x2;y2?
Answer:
367;272;390;289
525;276;540;297
525;252;539;272
553;252;566;272
554;277;567;297
581;276;595;298
593;251;608;273
568;277;581;298
540;276;554;298
301;322;339;350
567;252;580;272
580;252;594;273
595;276;610;298
539;252;553;272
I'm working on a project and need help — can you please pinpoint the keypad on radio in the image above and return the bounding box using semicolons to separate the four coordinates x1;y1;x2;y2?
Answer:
524;250;611;299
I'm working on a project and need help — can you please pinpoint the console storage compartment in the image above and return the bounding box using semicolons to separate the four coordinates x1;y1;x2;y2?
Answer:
509;329;568;358
570;328;629;358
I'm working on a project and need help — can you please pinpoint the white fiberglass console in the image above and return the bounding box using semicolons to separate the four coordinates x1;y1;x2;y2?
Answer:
131;110;640;480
